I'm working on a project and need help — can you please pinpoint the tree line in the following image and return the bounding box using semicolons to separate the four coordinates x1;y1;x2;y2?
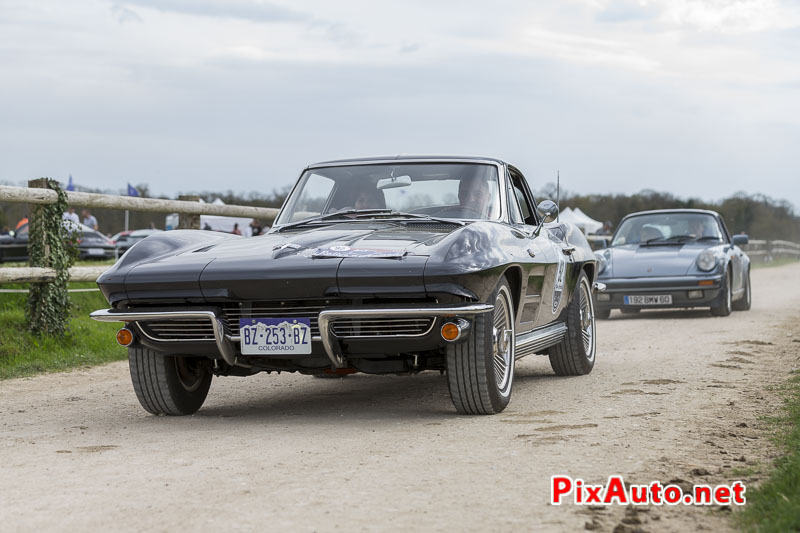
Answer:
535;184;800;241
2;180;798;242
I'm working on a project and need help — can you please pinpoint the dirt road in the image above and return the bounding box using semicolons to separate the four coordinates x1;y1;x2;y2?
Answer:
2;263;799;532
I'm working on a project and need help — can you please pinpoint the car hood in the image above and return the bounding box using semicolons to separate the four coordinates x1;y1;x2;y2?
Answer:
118;222;460;302
606;243;716;277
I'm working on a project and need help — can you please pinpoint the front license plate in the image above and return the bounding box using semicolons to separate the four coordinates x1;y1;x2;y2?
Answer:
239;318;312;355
624;294;672;305
87;248;105;256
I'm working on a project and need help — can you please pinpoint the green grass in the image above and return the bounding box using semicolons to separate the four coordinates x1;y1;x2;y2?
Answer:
0;282;125;379
751;258;800;269
737;372;800;532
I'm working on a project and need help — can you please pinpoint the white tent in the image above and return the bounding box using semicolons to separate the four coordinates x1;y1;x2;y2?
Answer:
571;207;604;234
557;207;603;234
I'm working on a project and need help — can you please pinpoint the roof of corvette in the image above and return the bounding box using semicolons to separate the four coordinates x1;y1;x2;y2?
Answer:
307;155;507;169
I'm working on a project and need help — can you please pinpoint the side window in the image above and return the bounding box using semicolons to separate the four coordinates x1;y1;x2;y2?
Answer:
509;172;536;226
507;184;524;224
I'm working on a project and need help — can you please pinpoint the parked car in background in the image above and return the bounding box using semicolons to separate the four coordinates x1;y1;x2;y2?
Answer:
0;221;116;262
92;155;600;416
593;209;751;318
110;228;163;254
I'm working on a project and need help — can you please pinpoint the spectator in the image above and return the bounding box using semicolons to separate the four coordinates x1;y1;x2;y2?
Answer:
1;226;10;235
63;207;80;224
82;209;98;230
232;223;242;236
598;221;613;235
249;219;263;236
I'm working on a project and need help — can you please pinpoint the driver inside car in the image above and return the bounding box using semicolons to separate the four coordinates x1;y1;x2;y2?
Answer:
458;175;491;217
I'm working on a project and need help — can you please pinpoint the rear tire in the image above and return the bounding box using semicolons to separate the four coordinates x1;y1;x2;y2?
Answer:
128;347;212;415
548;272;596;376
711;270;733;317
732;267;751;311
446;277;515;415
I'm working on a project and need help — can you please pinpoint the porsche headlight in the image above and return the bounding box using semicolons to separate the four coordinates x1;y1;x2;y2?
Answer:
696;250;717;271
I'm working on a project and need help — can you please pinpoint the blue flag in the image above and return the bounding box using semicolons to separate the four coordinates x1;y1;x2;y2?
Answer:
127;183;140;197
66;174;75;191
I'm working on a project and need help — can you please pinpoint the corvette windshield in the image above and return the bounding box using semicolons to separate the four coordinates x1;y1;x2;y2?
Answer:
611;213;724;246
275;163;501;225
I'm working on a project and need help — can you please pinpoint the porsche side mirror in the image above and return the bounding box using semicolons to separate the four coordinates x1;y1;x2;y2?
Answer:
732;234;748;246
536;200;558;222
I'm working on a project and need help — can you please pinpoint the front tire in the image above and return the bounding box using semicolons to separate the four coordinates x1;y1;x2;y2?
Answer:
732;267;751;311
595;308;611;320
446;277;515;415
548;271;596;376
128;347;212;415
711;270;733;317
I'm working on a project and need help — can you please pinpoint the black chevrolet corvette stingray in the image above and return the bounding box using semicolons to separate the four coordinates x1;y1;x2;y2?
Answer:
92;156;600;415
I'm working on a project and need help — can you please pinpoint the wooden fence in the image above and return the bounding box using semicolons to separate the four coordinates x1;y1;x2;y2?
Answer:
0;180;280;285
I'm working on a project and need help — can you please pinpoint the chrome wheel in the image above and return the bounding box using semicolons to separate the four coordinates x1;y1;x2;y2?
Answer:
578;277;596;362
492;285;515;397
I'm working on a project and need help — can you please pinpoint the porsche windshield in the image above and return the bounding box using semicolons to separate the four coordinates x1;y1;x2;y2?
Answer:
275;163;501;225
611;213;724;246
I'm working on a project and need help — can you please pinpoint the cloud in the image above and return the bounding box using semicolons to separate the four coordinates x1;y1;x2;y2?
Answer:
595;0;662;22
117;0;310;24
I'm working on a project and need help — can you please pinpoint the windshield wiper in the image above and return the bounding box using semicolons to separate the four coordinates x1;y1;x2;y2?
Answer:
696;235;722;241
642;234;695;245
275;209;395;232
277;209;465;232
353;211;465;226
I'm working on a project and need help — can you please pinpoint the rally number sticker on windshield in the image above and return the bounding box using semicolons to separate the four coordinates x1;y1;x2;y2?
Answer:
239;318;312;355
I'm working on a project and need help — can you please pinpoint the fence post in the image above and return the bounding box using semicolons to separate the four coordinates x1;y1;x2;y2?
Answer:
177;195;201;229
27;179;52;265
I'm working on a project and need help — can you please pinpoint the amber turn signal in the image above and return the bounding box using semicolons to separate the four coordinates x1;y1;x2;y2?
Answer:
441;322;460;342
116;328;134;347
698;280;715;286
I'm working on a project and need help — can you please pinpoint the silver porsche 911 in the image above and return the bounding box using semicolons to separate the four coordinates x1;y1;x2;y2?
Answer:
592;209;751;318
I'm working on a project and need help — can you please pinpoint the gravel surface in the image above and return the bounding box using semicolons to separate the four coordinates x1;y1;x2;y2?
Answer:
2;263;799;532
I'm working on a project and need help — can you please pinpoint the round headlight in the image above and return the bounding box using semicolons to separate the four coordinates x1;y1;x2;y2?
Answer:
697;250;717;271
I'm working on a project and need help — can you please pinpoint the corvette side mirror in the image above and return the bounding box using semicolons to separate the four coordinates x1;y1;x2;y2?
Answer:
536;200;559;222
533;199;559;237
732;234;748;246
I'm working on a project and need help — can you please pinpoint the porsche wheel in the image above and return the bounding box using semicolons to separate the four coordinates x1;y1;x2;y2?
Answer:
732;267;751;311
128;347;212;415
711;270;733;317
548;271;596;376
446;277;515;415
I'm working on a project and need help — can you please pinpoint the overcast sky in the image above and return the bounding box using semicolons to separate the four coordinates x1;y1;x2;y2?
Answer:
1;0;799;209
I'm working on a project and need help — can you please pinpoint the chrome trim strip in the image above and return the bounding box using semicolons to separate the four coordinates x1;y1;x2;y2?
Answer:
514;322;568;359
90;309;238;367
317;303;494;368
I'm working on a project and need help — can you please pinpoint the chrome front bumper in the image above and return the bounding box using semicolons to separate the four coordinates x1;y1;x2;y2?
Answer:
90;303;494;369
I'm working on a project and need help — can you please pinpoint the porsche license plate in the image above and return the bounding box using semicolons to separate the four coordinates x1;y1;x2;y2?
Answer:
239;318;312;355
87;248;105;256
624;295;672;305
